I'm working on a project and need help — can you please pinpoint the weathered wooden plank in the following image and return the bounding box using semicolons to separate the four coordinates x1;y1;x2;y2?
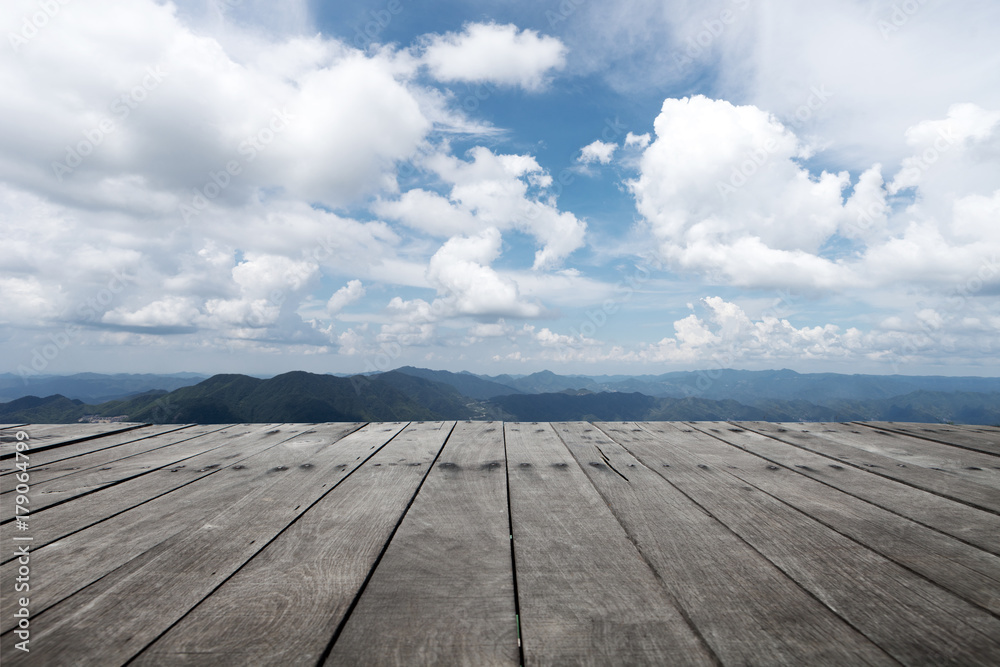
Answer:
4;429;235;512
715;422;1000;555
744;422;1000;514
604;422;1000;666
0;422;404;665
0;424;298;559
325;421;518;667
0;424;324;632
565;422;894;666
0;424;321;630
685;422;1000;616
0;424;198;476
805;422;1000;490
0;425;228;503
953;423;1000;435
504;422;715;666
133;421;453;667
0;423;147;458
860;421;1000;457
0;424;28;429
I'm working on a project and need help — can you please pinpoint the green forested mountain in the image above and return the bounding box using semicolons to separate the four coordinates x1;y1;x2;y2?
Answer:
1;369;998;424
393;366;523;399
0;371;473;423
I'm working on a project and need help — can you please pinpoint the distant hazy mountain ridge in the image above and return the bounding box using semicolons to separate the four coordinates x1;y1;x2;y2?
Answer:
1;368;998;424
0;372;207;403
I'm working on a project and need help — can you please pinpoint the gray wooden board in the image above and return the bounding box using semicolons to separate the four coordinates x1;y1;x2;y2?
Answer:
0;424;322;631
608;422;1000;666
0;425;28;429
0;425;216;488
684;422;1000;616
325;421;518;667
133;421;453;667
2;428;236;523
0;424;394;665
0;424;299;560
0;423;147;458
0;425;230;506
744;422;1000;514
563;422;894;667
504;422;715;667
956;424;1000;433
860;422;1000;457
0;422;403;665
803;422;1000;490
0;425;199;477
715;422;1000;555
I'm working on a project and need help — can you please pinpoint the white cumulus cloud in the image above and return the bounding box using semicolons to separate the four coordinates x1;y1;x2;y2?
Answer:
327;280;366;315
630;95;1000;294
425;228;542;318
380;146;587;270
421;22;566;90
578;140;617;165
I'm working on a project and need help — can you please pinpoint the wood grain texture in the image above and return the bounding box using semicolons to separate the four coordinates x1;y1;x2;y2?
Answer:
0;425;233;509
743;422;1000;514
326;421;518;667
0;425;213;486
0;424;321;633
606;422;1000;666
132;421;452;667
717;422;1000;555
564;422;894;667
686;422;1000;617
0;422;399;665
0;424;301;559
0;423;147;458
4;421;1000;667
505;422;715;667
0;425;196;476
859;421;1000;457
802;422;1000;490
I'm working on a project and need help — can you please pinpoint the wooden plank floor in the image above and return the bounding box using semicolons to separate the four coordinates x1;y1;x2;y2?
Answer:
1;422;998;666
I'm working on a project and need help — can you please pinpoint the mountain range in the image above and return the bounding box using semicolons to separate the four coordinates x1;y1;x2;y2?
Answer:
2;368;999;424
0;372;208;403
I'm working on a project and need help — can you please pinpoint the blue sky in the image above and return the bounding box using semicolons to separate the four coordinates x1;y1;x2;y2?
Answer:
2;0;999;378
